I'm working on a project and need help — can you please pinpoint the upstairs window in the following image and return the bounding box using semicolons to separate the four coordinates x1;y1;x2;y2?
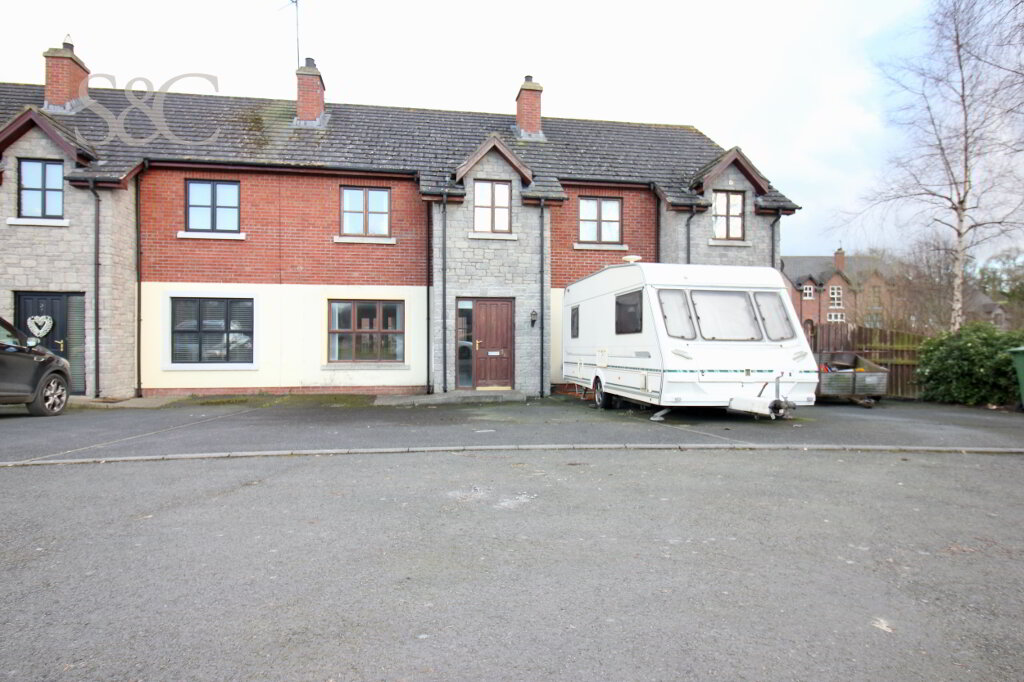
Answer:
802;285;814;300
342;187;390;236
712;191;744;240
187;180;239;232
579;198;621;243
474;180;511;232
869;285;882;308
19;159;63;218
829;285;843;308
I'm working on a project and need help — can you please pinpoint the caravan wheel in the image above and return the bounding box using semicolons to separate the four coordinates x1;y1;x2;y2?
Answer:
594;379;613;409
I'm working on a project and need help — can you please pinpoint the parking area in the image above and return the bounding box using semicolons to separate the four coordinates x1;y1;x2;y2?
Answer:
1;395;1022;465
2;443;1023;680
2;397;1023;679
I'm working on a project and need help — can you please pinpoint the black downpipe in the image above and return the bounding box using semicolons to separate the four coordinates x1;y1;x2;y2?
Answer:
685;206;696;264
89;180;101;398
770;210;782;268
441;192;448;393
134;169;143;397
651;184;661;263
425;199;433;394
539;198;546;398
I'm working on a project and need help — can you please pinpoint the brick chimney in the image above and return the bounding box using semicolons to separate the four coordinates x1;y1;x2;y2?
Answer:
295;57;325;125
515;75;544;139
43;37;90;111
834;247;846;272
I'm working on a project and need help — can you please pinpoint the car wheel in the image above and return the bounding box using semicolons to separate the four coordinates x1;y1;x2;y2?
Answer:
28;374;68;416
594;379;614;409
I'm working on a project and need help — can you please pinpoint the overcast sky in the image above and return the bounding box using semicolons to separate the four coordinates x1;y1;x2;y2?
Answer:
3;0;928;256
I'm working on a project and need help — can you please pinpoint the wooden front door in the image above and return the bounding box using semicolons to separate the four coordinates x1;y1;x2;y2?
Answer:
455;298;514;389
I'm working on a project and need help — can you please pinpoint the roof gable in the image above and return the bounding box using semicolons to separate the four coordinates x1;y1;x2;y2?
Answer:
689;146;771;195
0;106;96;163
455;134;533;184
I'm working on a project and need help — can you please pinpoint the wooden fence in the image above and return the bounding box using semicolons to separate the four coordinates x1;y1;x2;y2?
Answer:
809;323;928;399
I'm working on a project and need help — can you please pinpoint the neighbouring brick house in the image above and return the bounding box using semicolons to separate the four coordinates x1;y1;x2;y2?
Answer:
782;248;1010;336
1;41;799;398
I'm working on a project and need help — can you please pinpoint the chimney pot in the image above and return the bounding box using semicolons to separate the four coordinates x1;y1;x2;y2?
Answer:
305;57;316;68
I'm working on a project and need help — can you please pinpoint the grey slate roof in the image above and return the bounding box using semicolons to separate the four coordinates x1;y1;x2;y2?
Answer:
0;82;798;210
782;254;892;287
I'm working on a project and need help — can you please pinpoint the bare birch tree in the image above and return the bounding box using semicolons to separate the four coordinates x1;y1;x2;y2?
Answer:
871;0;1024;331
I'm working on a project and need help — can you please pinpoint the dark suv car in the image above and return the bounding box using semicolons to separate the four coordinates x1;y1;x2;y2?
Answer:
0;315;71;416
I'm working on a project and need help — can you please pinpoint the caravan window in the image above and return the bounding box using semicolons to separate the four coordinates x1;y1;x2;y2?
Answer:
753;292;796;341
570;306;579;338
615;291;642;334
657;289;696;340
690;290;762;341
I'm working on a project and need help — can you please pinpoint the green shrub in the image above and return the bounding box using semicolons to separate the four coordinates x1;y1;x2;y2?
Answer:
916;323;1024;405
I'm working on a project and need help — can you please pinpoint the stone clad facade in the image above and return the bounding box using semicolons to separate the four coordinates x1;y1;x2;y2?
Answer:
660;165;781;269
430;150;550;395
0;126;137;397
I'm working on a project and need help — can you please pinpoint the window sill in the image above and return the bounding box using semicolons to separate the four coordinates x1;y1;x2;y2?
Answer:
333;235;397;245
707;238;751;247
164;363;257;371
7;217;70;227
467;232;518;241
573;242;628;251
177;231;246;240
322;363;410;371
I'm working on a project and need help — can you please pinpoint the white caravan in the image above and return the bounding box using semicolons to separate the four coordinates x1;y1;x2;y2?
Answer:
562;262;818;418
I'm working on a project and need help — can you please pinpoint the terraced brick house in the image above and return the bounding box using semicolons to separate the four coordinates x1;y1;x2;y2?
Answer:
1;41;799;398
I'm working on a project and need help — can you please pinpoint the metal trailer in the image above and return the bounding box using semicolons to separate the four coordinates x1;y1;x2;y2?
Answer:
815;351;889;407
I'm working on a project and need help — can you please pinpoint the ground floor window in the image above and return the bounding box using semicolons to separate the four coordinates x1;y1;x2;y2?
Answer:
329;300;404;362
826;312;846;323
171;297;254;363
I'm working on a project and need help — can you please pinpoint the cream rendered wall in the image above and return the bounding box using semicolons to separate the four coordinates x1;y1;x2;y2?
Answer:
550;288;564;385
141;282;427;390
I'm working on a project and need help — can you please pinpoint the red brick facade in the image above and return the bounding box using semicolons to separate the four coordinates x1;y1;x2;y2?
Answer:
139;168;428;285
296;71;325;121
549;184;658;288
43;48;89;107
516;80;542;135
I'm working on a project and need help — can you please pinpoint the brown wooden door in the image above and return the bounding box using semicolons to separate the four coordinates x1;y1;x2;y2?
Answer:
473;299;514;388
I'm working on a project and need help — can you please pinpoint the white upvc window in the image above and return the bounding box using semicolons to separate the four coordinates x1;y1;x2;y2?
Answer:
802;285;814;300
829;285;843;308
826;312;846;322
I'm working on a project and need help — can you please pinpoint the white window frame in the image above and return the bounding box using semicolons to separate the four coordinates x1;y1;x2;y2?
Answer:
826;312;846;322
802;285;814;300
829;285;843;308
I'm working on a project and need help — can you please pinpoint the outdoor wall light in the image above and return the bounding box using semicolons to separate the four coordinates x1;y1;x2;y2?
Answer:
530;310;538;327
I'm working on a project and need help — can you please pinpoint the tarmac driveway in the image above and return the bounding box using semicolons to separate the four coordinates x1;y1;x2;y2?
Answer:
1;395;1021;464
